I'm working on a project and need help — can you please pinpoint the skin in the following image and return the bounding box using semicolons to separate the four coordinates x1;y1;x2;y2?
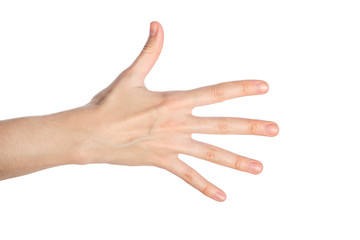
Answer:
0;21;279;202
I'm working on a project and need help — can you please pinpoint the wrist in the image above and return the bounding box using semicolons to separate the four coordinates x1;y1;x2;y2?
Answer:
43;106;96;166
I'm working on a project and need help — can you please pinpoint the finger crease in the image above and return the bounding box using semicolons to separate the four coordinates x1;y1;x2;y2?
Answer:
201;184;210;195
142;44;154;53
211;85;225;102
250;120;256;135
217;119;228;133
183;172;193;183
204;148;217;161
234;158;242;170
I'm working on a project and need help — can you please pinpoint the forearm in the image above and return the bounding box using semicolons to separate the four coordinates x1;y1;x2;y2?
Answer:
0;108;86;180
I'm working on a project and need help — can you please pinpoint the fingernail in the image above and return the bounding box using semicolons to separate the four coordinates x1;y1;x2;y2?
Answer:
256;82;268;93
150;21;157;37
213;192;226;202
248;161;263;174
265;124;278;136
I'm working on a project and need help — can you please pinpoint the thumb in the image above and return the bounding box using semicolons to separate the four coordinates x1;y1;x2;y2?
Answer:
127;21;164;83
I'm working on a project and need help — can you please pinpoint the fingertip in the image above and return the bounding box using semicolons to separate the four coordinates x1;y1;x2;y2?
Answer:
248;161;263;175
149;21;163;37
256;81;269;94
150;21;158;37
272;123;279;136
265;122;279;136
257;163;264;174
213;190;227;202
150;20;158;25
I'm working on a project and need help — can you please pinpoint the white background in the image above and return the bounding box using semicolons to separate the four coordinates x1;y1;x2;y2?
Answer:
1;0;359;239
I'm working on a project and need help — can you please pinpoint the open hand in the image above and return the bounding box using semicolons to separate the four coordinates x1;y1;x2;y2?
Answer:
76;21;279;202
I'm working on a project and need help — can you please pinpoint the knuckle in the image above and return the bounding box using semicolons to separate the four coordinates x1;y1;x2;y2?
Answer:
238;81;251;95
204;147;217;161
157;92;191;116
119;67;138;81
158;92;179;110
216;119;229;133
90;88;107;105
211;84;225;102
201;184;211;195
249;119;257;134
234;157;245;171
183;171;193;183
171;90;191;109
120;67;133;77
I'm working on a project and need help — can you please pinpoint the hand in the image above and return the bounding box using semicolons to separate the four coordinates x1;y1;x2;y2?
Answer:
75;21;279;202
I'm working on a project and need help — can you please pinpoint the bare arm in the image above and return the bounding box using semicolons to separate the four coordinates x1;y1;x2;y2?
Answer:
0;108;88;180
0;21;279;201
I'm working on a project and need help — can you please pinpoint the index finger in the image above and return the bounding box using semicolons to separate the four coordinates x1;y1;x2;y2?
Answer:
183;80;269;107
